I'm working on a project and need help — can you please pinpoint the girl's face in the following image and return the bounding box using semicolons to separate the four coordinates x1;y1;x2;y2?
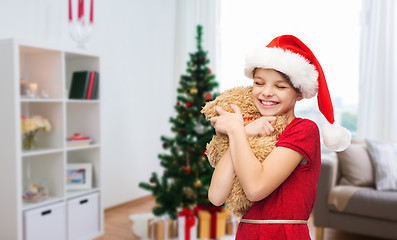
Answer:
252;68;302;122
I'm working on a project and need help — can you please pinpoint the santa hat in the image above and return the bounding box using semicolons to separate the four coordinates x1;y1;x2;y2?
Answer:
244;35;351;152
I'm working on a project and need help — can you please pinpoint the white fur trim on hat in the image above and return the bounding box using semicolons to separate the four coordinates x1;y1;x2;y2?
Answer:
244;47;319;99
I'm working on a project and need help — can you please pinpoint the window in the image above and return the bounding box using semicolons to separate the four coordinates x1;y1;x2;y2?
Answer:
219;0;361;143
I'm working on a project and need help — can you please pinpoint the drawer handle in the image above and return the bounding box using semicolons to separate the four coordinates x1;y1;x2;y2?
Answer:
41;210;52;216
80;199;89;204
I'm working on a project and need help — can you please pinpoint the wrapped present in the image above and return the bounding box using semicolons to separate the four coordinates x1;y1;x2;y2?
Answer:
225;210;239;235
196;206;227;239
130;213;155;238
147;216;174;240
178;208;197;240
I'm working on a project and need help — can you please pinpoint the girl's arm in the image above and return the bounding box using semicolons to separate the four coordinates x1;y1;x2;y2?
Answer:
208;117;277;206
208;149;235;206
211;105;303;202
228;126;303;201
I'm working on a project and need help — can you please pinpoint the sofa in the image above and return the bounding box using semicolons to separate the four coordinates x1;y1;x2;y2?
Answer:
313;139;397;240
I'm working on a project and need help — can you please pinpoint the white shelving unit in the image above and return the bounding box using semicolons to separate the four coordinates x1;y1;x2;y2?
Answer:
0;39;103;240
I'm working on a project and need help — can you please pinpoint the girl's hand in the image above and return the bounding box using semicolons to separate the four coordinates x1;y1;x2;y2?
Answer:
245;116;276;137
210;104;244;136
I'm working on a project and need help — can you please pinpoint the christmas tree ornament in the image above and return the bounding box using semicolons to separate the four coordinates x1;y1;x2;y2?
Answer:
190;88;198;95
186;102;192;107
244;35;351;151
184;188;196;199
202;149;207;157
194;179;202;188
184;166;191;175
204;93;213;101
194;123;205;134
208;68;212;74
185;151;191;173
150;177;156;183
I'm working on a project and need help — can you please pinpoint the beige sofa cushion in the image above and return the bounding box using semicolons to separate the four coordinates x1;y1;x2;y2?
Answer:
366;139;397;191
336;187;397;222
337;142;375;187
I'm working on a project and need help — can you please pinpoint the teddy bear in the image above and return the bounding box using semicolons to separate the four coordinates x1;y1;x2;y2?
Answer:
201;86;288;217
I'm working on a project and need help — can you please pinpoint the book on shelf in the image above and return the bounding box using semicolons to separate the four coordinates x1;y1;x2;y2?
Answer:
67;139;92;147
69;71;99;99
66;133;93;147
85;72;96;100
90;72;99;99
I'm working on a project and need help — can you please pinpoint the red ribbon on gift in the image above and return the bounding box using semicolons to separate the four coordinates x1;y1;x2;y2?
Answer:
208;206;222;238
178;208;196;240
194;205;223;239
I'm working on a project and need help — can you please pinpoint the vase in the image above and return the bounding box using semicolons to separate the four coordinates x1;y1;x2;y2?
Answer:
69;18;94;49
22;131;37;151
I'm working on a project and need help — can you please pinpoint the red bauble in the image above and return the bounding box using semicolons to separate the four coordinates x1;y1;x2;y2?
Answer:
176;101;180;106
205;93;212;101
186;102;192;107
202;149;207;157
208;68;212;74
183;166;191;175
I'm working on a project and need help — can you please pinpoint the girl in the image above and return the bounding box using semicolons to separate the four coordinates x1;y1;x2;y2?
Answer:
208;35;350;239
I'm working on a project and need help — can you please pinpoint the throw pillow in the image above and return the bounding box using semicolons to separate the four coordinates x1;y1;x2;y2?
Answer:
366;139;397;191
337;142;375;187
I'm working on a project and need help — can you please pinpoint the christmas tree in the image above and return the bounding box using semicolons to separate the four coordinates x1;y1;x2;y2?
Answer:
139;25;219;219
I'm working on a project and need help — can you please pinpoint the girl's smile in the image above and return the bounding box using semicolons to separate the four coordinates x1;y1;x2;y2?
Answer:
252;68;303;122
258;100;280;107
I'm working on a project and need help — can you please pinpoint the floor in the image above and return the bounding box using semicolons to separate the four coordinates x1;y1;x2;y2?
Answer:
94;196;387;240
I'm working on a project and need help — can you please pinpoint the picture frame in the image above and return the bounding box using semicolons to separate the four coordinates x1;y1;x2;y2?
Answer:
66;163;92;190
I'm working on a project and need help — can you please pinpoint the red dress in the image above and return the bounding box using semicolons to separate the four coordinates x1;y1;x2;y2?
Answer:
235;118;321;240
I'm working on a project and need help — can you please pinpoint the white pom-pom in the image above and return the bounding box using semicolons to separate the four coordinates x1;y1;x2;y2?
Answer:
321;123;351;152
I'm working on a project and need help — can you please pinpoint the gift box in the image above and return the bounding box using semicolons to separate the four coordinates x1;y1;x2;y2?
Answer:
178;208;197;240
225;210;239;235
129;212;155;239
147;216;174;240
196;206;227;239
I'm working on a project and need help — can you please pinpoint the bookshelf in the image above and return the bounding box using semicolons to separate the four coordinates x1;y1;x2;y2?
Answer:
0;39;103;240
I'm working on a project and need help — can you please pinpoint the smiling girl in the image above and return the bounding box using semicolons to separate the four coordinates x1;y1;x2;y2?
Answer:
208;35;350;239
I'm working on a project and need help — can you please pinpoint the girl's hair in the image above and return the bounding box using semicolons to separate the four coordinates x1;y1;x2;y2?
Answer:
275;70;301;93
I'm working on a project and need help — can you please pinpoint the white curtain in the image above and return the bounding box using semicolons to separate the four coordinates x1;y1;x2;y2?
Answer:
173;0;221;96
358;0;397;141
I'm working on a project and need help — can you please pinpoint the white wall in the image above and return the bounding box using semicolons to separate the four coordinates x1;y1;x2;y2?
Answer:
0;0;177;208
